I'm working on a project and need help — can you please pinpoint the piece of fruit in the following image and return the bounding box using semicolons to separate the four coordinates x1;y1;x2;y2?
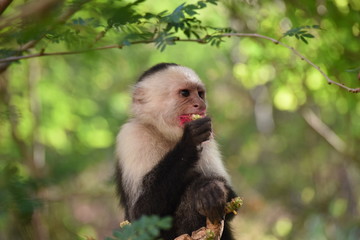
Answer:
179;113;205;126
191;114;202;120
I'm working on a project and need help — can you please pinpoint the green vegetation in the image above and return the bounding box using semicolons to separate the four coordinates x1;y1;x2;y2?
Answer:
0;0;359;239
106;216;172;240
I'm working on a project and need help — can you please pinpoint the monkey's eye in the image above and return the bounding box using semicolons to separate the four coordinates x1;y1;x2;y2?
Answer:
180;89;190;97
198;91;205;99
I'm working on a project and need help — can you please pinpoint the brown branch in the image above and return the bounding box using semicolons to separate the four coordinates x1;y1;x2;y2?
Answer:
0;32;359;93
175;219;224;240
0;0;61;30
0;39;199;62
0;0;13;15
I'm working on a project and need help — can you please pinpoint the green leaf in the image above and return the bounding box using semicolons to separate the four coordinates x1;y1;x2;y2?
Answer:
303;33;315;38
206;0;218;5
184;4;199;16
300;36;308;44
198;1;207;8
147;225;160;236
184;29;191;38
157;216;172;229
166;3;186;23
191;30;201;39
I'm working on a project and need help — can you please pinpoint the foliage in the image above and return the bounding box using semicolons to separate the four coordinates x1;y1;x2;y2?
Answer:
0;0;231;58
0;163;42;223
105;215;172;240
281;25;320;44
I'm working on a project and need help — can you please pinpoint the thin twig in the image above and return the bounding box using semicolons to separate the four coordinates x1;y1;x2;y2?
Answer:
302;108;346;154
301;107;360;170
0;33;359;93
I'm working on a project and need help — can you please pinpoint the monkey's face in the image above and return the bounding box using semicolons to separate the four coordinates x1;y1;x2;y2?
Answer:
131;66;207;140
175;84;207;127
160;68;207;128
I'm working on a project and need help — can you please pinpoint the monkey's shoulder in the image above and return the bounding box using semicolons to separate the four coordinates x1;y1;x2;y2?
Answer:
118;120;164;142
116;120;177;179
116;120;172;156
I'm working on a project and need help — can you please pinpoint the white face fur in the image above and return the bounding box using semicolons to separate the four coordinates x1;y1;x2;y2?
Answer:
131;65;207;141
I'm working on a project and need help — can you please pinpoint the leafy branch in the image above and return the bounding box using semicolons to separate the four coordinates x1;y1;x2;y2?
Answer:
0;0;359;93
1;31;358;93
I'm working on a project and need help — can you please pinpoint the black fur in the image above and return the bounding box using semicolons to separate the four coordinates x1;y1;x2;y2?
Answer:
137;62;178;82
115;166;131;218
116;117;236;240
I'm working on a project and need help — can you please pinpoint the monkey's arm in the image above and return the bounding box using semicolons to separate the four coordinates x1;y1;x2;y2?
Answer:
132;117;212;219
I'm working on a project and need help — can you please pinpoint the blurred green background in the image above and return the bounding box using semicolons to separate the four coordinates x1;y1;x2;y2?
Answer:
0;0;360;239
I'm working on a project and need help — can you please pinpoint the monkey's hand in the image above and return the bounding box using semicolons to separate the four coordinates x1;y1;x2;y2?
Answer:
195;181;227;224
182;116;212;147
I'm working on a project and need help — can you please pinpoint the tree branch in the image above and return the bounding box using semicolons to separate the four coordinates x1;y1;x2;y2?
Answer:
0;32;359;93
0;0;13;16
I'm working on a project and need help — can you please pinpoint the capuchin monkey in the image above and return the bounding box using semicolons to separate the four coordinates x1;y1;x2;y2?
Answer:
115;63;237;240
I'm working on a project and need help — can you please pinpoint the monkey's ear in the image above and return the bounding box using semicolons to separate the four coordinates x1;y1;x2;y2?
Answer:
132;86;146;104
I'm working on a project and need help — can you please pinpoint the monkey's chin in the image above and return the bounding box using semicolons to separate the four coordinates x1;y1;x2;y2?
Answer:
179;113;206;126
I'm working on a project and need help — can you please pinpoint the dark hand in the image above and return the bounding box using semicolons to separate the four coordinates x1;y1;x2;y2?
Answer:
195;181;226;224
182;116;212;146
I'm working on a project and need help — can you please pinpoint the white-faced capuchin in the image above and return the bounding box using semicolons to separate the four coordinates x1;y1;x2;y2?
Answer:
115;63;237;240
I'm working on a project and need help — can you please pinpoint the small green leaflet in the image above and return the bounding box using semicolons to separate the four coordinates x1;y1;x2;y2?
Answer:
282;25;321;44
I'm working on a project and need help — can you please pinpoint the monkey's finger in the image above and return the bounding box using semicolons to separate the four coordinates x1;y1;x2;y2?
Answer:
192;116;211;124
208;207;224;224
192;120;211;135
194;132;211;145
187;116;211;129
195;198;207;216
207;202;225;223
206;189;226;222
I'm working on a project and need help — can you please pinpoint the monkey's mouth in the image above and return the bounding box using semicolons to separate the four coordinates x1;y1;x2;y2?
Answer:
179;113;206;126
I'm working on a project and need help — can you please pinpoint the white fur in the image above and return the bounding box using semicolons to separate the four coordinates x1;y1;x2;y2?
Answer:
116;120;175;210
198;139;230;183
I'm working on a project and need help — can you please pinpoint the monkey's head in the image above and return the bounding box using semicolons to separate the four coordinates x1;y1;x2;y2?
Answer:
131;63;207;141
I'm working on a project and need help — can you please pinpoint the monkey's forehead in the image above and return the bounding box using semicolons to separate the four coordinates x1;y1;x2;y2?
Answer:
138;65;205;88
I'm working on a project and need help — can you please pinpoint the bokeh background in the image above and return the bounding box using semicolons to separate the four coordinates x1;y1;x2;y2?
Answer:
1;0;360;239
